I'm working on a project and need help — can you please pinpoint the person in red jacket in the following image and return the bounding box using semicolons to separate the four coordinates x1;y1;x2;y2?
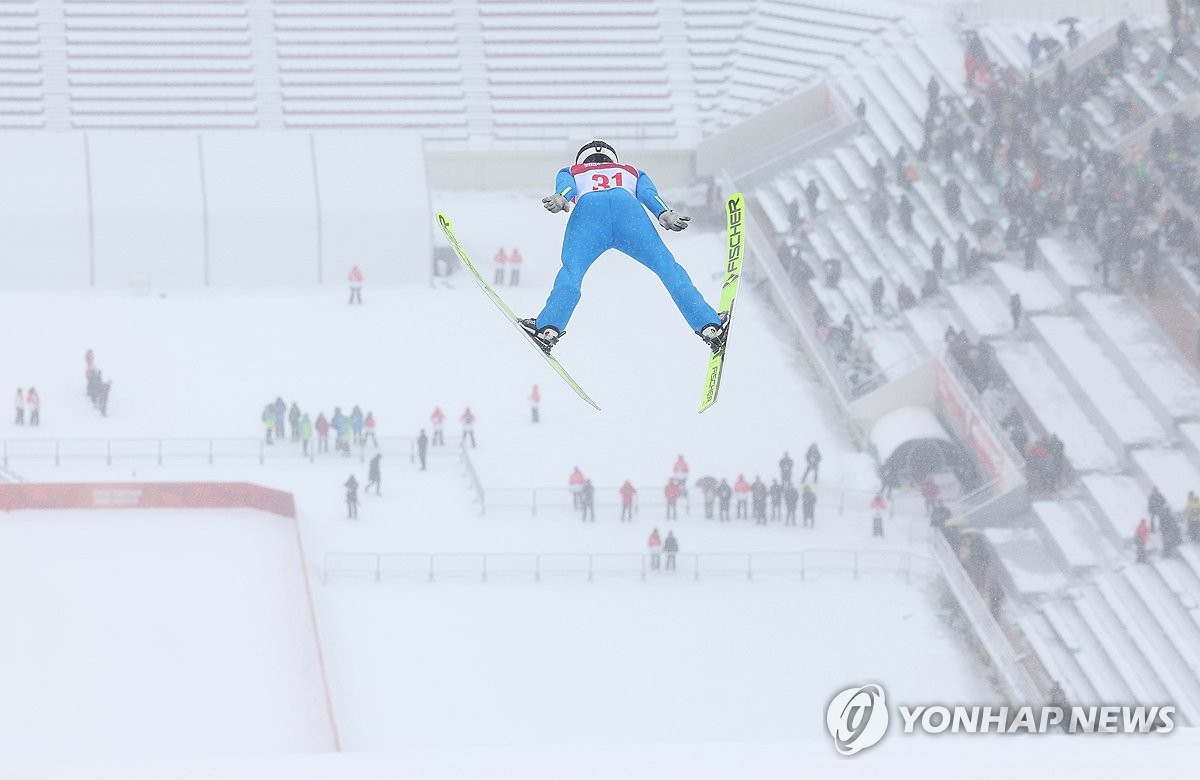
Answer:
921;477;940;514
460;407;477;448
26;387;40;426
1134;517;1151;563
664;478;680;520
508;248;523;287
348;265;364;304
430;406;445;446
529;383;541;424
363;411;377;448
871;492;887;537
734;474;751;519
493;248;508;286
619;480;637;522
315;412;330;453
647;528;662;570
568;466;586;508
672;454;689;494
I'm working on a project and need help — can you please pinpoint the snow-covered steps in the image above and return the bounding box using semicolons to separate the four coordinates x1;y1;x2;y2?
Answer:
1033;315;1169;449
1077;292;1200;423
994;340;1121;473
981;528;1068;596
947;282;1012;338
1031;500;1116;570
1081;473;1147;543
1131;449;1200;513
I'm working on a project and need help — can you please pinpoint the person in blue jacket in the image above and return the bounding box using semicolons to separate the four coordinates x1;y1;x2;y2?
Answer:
520;140;728;354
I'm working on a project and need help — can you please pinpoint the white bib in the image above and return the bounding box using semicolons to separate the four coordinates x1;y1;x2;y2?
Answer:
570;163;638;201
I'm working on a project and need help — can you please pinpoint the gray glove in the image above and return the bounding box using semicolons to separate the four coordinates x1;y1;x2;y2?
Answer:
542;193;569;213
658;209;690;231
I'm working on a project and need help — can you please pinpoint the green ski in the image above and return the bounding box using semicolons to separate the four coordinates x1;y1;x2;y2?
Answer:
699;193;745;413
436;212;601;411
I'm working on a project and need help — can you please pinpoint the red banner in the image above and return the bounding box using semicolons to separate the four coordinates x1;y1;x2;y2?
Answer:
935;362;1012;482
0;482;296;517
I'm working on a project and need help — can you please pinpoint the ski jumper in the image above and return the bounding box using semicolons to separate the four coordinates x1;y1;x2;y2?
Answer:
535;162;720;333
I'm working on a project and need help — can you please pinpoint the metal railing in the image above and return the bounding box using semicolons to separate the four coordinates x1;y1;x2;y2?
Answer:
0;435;417;467
321;549;933;584
931;532;1046;706
474;483;921;519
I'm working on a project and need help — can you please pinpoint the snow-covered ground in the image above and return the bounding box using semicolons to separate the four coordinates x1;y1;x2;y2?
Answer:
0;509;336;756
0;190;999;776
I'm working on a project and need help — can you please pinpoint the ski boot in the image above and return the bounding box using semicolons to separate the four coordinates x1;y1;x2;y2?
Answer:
519;318;563;354
698;311;730;354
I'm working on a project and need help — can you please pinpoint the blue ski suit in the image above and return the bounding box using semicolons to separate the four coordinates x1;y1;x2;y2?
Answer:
535;162;720;333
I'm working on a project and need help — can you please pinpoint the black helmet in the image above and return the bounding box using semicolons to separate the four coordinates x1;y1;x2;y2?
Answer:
576;139;618;165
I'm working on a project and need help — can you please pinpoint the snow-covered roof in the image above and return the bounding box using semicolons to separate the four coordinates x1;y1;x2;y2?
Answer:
870;405;952;463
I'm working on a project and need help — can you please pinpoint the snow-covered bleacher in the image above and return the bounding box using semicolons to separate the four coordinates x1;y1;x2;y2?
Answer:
0;0;43;127
64;0;258;128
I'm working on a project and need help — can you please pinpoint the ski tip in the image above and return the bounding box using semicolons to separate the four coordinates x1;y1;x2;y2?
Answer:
435;212;452;231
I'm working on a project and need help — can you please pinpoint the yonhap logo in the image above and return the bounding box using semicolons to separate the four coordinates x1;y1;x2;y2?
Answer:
827;684;889;755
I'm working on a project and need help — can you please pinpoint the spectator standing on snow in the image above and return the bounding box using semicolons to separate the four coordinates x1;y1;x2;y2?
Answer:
944;179;962;221
802;484;817;528
751;476;768;525
779;451;794;484
272;397;286;440
363;412;378;448
922;477;941;513
300;413;313;456
508;248;523;287
647;528;662;570
336;414;352;456
664;479;680;520
769;479;782;521
14;387;24;425
569;467;586;508
802;443;822;483
717;478;733;522
932;238;945;278
1010;293;1023;331
672;454;690;493
98;381;111;417
493;248;508;286
365;454;382;496
580;479;596;522
870;276;885;314
288;402;301;442
344;474;359;519
663;531;680;570
350;405;364;446
262;404;274;444
871;493;887;537
417;428;429;470
460;407;477;448
734;474;750;519
348;265;364;304
624;477;643;518
1148;486;1167;531
25;388;40;426
530;384;541;423
430;406;445;446
620;480;637;522
1135;518;1150;563
315;412;330;453
784;482;800;525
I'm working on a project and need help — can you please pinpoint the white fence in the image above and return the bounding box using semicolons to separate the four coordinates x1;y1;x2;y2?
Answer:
931;532;1046;705
0;435;423;467
321;549;933;584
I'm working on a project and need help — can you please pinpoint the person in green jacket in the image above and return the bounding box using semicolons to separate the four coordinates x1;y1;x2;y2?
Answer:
262;404;274;444
336;415;352;456
300;413;313;456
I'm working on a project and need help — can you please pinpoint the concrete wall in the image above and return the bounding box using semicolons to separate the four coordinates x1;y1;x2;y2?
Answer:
425;147;696;192
976;0;1159;20
0;130;431;289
